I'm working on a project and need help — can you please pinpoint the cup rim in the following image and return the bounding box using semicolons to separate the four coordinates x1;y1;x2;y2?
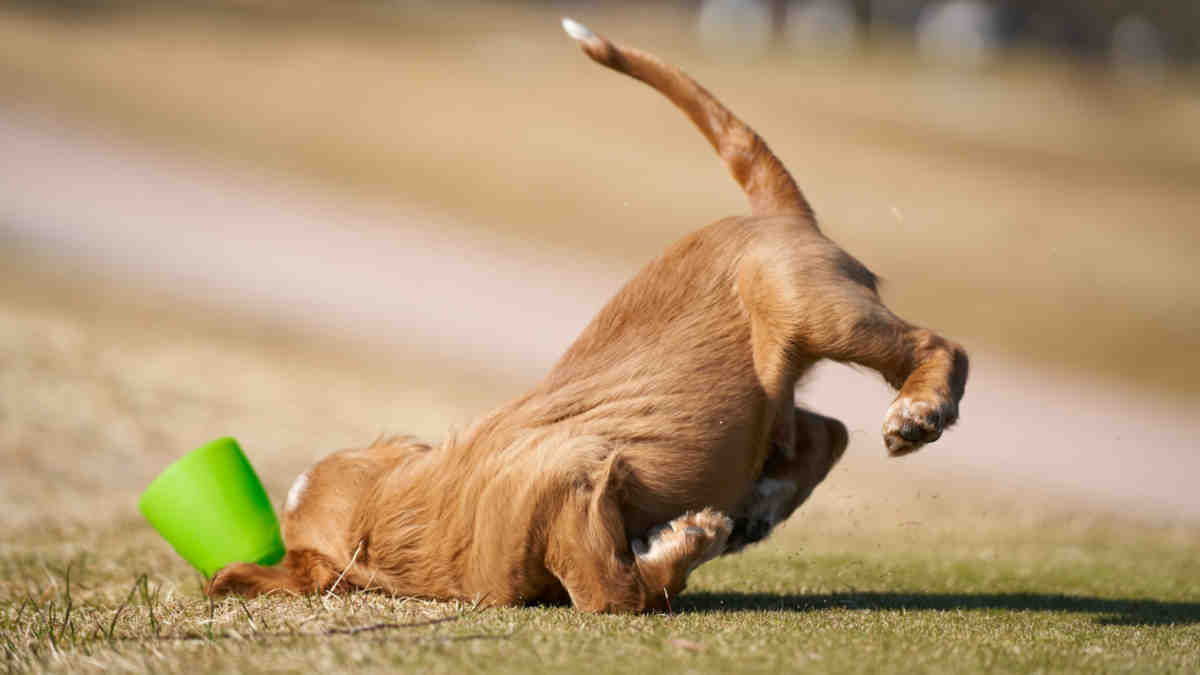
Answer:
139;436;242;508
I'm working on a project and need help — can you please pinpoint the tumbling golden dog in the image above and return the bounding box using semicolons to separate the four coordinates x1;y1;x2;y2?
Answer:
207;20;968;612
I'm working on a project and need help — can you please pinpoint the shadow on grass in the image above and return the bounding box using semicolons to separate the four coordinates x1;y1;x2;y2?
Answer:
679;592;1200;626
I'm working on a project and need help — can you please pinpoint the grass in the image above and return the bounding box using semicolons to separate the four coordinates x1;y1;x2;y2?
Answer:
4;516;1199;673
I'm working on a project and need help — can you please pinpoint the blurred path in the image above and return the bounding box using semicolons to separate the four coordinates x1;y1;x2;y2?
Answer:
4;108;1198;521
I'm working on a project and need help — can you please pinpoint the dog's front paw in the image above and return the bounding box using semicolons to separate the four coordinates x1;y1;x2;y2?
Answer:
632;508;733;573
678;508;734;567
682;508;734;546
882;394;957;456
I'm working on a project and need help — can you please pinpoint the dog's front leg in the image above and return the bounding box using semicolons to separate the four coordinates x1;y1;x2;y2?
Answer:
545;480;731;613
630;508;733;604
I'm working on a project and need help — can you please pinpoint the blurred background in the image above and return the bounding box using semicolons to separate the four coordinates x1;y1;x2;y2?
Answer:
2;1;1198;543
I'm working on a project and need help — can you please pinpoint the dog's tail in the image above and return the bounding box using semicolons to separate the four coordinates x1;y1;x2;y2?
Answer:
562;18;814;222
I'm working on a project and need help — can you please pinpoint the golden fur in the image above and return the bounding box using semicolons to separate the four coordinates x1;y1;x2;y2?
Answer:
206;21;968;613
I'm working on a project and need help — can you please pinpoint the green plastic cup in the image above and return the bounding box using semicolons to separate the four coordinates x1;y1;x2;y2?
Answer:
138;437;285;577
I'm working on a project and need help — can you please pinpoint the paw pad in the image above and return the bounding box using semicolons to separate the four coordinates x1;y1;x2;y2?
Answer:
882;395;956;456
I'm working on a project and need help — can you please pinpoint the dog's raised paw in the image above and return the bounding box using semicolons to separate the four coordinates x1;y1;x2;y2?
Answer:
633;508;732;570
674;508;733;563
882;395;956;456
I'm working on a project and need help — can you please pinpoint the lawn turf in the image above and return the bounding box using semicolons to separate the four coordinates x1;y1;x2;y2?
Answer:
3;514;1199;674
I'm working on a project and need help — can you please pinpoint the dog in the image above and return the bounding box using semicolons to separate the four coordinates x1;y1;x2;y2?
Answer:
205;19;968;613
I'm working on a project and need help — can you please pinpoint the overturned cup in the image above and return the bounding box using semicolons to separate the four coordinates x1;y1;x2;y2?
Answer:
138;437;285;577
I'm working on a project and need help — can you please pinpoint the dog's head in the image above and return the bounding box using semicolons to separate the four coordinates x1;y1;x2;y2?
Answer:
726;409;848;552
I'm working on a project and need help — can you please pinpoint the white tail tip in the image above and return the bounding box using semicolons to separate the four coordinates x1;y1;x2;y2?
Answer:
561;18;594;42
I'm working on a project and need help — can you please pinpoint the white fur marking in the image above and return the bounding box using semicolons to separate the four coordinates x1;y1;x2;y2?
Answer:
284;470;310;513
561;18;594;41
634;525;674;564
884;396;914;434
636;541;672;564
633;512;732;570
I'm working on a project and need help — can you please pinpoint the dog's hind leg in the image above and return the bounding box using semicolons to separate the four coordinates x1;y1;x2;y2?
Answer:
738;239;968;457
790;269;965;456
817;294;967;457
